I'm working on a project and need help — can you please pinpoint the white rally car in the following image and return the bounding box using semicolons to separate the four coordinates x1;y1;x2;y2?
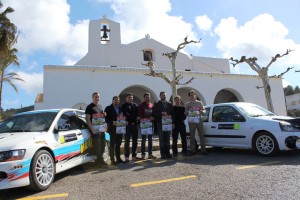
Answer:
190;102;300;156
0;109;110;191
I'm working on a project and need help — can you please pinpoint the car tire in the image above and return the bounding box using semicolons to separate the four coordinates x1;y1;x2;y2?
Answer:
27;150;55;191
102;140;110;164
253;132;279;156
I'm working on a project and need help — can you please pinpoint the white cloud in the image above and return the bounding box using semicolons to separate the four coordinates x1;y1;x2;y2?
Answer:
15;71;43;94
3;0;88;59
3;99;20;108
107;0;200;49
195;15;213;33
214;13;300;74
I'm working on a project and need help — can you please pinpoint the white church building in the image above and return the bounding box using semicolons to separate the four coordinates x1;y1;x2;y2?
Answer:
35;16;287;115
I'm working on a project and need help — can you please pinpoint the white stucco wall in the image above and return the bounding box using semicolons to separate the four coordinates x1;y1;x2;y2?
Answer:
41;65;286;115
37;17;287;115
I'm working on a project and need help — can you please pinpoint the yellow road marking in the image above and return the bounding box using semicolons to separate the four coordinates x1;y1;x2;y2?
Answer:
236;161;281;170
17;193;68;200
130;175;197;187
154;160;167;164
134;160;147;163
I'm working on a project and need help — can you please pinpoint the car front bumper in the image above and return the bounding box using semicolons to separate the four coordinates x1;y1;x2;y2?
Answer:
0;158;31;190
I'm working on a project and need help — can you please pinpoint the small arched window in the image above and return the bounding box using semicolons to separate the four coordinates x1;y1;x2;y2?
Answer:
143;50;153;61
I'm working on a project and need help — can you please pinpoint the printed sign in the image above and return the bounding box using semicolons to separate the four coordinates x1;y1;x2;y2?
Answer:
162;115;172;131
140;118;153;135
188;107;200;123
116;116;126;134
92;113;107;132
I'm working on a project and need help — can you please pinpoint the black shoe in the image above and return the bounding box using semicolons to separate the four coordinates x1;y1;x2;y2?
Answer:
97;160;108;166
111;160;117;165
166;154;172;158
117;159;125;163
201;151;208;155
160;155;166;159
148;155;157;159
173;153;178;157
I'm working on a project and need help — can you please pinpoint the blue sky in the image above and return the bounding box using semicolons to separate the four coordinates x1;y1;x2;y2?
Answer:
1;0;300;110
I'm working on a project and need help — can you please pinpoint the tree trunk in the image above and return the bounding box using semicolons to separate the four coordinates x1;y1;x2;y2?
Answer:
262;75;274;112
0;71;4;118
171;80;177;104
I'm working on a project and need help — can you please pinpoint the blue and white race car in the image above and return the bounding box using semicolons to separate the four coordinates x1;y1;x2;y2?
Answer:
0;109;110;191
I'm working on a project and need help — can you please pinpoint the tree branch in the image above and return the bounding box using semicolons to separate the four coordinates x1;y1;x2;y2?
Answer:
269;66;294;78
142;61;171;84
178;77;195;85
265;49;294;69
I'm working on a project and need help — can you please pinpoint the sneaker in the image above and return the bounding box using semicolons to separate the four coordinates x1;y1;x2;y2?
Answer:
125;157;129;162
148;155;157;159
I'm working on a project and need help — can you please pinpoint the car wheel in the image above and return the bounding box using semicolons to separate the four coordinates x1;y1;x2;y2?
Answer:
254;132;279;156
102;140;110;164
27;150;55;191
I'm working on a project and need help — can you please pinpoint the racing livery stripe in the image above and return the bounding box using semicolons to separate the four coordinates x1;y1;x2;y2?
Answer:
9;172;29;181
55;150;81;162
6;159;31;182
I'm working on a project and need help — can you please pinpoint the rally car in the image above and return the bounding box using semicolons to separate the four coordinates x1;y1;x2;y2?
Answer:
190;102;300;156
0;109;110;191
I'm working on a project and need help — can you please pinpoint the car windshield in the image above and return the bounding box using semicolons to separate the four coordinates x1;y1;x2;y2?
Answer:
236;104;275;117
0;111;58;133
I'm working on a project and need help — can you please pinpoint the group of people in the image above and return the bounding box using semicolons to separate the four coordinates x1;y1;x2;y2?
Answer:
85;90;207;166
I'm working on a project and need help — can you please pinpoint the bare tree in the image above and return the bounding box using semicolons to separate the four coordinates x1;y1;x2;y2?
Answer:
230;49;293;112
142;36;200;103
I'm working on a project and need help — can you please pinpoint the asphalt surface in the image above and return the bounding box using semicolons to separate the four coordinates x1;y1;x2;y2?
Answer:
1;148;300;200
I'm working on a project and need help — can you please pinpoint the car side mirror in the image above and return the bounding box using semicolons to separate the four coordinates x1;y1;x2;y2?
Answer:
54;124;59;134
233;115;245;122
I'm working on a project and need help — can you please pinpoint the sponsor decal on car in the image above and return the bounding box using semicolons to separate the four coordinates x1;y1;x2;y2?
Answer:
218;124;240;130
59;133;77;144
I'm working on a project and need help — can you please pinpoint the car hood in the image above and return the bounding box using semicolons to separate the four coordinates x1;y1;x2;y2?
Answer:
258;115;300;128
0;132;45;151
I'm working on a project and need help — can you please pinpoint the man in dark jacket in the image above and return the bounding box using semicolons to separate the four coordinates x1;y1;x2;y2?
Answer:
121;93;140;162
105;96;125;165
152;91;174;158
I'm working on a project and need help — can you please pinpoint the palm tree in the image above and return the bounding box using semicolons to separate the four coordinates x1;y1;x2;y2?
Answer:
0;47;24;110
0;1;23;116
0;1;17;54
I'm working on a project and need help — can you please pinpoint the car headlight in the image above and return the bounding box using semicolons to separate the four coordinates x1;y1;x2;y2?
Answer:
0;149;26;162
279;121;299;132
